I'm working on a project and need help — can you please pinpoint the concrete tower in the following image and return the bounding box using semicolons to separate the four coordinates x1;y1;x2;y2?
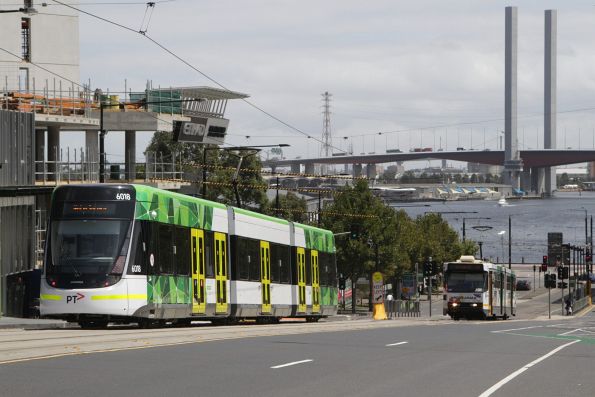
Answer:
544;10;557;196
503;6;523;189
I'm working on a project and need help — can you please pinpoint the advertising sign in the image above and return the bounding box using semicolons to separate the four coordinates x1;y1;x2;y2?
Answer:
372;272;384;303
173;118;208;143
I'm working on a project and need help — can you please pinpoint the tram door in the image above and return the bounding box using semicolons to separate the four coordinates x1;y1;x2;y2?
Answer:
297;247;306;313
260;241;272;314
214;233;228;313
311;250;320;314
191;229;206;314
488;271;493;316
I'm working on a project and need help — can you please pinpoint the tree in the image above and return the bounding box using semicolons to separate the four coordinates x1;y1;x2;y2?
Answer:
264;191;308;222
144;133;268;209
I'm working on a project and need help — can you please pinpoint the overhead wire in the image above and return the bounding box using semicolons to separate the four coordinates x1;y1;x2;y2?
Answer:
50;0;344;153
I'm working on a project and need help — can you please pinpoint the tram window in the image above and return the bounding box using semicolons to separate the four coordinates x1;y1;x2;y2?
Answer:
279;245;290;284
270;243;280;283
127;221;147;275
319;253;328;286
306;250;313;285
174;226;190;276
236;237;249;280
158;223;174;274
248;239;260;281
204;231;215;278
329;254;337;286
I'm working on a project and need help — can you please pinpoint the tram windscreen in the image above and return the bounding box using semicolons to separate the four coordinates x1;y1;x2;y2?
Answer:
48;219;131;281
445;272;486;293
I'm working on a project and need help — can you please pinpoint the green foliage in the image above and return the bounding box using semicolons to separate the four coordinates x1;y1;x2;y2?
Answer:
321;180;466;284
264;192;308;222
144;132;268;209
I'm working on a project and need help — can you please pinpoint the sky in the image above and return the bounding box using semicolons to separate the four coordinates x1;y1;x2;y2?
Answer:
38;0;595;166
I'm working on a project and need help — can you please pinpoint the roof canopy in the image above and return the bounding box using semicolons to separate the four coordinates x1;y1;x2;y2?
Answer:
150;86;249;100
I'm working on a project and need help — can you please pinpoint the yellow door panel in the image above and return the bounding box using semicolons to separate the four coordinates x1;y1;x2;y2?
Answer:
260;241;272;314
191;229;206;314
215;232;228;314
311;250;320;313
297;247;306;313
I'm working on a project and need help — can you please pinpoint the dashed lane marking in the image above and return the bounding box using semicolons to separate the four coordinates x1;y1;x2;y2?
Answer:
385;341;408;347
271;359;313;369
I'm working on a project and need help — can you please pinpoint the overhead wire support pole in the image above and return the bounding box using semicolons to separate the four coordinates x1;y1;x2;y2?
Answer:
508;215;512;270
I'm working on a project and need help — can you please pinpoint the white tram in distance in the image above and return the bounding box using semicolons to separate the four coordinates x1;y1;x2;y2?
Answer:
443;256;516;320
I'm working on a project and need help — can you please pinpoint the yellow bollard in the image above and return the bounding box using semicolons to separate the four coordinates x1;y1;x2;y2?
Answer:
373;302;388;320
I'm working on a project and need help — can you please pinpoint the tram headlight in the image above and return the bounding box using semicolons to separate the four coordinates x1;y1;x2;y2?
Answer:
450;302;458;307
471;303;478;307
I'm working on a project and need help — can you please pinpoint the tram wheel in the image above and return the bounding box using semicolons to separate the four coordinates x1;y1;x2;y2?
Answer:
305;316;320;323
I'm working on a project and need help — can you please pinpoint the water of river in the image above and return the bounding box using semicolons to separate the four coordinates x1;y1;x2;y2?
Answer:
392;191;595;264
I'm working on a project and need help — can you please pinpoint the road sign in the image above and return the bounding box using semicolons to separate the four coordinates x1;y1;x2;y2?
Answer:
372;272;384;303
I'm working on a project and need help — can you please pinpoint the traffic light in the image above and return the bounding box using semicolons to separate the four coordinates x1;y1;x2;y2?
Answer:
423;262;432;276
562;266;569;280
557;266;564;279
541;255;548;272
545;273;556;288
431;261;441;275
338;277;346;290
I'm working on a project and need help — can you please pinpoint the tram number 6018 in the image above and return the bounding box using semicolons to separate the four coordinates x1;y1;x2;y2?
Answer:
116;193;131;200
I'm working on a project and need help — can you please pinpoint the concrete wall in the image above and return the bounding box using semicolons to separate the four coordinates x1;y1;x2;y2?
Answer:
0;196;35;316
0;1;79;91
0;110;34;186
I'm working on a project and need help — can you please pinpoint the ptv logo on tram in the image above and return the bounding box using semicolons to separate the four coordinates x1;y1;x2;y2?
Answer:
66;293;85;304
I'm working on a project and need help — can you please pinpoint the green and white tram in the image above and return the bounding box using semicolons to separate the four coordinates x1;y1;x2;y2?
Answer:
443;256;516;320
40;184;338;328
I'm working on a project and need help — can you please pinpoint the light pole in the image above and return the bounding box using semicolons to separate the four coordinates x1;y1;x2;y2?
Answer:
498;231;506;263
201;144;289;205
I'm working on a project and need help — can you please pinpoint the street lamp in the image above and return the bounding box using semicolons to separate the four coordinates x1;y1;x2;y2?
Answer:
498;230;506;263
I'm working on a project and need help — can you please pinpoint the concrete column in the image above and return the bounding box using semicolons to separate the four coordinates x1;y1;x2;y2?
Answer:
291;163;300;174
366;164;377;179
304;163;314;175
544;10;557;196
125;130;136;181
503;6;523;188
35;129;45;181
85;130;98;181
534;167;546;195
47;126;60;181
353;164;362;177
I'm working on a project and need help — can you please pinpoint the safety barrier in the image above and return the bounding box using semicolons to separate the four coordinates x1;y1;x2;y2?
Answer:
385;300;420;318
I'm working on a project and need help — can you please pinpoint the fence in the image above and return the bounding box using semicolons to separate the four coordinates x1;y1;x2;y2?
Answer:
34;151;185;185
386;300;421;318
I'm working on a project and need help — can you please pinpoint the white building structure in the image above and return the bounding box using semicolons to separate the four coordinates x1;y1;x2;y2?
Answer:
0;1;79;92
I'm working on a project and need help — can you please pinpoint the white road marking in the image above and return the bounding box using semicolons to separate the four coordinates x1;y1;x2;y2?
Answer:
271;359;313;369
492;325;543;333
477;340;579;397
385;341;408;347
558;328;580;336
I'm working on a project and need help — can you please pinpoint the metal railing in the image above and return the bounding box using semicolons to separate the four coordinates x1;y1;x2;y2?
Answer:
34;159;185;185
386;300;421;318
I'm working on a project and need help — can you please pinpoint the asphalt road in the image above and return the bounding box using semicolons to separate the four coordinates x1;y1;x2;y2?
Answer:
2;311;595;397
